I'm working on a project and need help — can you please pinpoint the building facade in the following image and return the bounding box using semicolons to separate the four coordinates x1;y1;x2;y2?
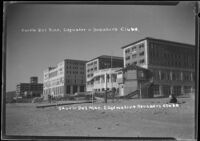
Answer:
16;77;43;98
43;59;86;100
116;65;153;98
30;76;38;83
87;68;121;92
86;55;123;92
122;37;195;97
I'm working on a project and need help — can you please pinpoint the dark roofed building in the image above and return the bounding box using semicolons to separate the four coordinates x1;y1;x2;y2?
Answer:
122;37;195;97
16;77;43;98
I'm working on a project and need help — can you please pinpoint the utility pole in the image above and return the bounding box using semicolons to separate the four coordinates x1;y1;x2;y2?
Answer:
92;90;94;105
140;82;142;99
105;73;107;103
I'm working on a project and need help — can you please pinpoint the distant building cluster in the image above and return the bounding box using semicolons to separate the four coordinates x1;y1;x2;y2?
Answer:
16;77;43;98
15;37;195;99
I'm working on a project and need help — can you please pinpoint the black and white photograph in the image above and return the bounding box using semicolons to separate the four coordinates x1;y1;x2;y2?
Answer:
2;1;199;140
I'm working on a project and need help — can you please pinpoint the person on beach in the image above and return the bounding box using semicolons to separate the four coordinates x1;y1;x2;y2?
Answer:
169;93;177;103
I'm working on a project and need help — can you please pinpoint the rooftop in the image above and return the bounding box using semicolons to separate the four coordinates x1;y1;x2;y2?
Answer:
121;37;195;49
116;64;148;72
17;83;43;85
87;55;123;62
64;59;87;62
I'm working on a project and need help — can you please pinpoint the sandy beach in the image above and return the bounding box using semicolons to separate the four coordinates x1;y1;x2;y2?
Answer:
5;97;195;140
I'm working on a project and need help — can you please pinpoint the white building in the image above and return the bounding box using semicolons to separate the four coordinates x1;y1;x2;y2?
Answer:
43;61;65;100
86;55;123;92
43;59;86;100
87;68;122;92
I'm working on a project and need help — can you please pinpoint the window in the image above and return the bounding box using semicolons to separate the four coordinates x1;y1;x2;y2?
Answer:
132;62;137;65
184;86;192;93
125;49;130;54
160;71;165;80
132;54;137;58
183;72;191;81
139;44;144;49
126;56;130;60
192;72;195;81
153;85;160;95
138;71;144;78
139;51;144;56
139;59;145;64
132;46;136;52
153;70;159;80
166;71;170;80
172;71;181;81
111;74;117;82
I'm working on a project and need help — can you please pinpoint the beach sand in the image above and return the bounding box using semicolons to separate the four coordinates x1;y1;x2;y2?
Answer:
5;97;195;139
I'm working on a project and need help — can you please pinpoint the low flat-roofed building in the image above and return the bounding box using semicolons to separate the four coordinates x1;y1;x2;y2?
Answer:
87;67;122;92
86;55;123;92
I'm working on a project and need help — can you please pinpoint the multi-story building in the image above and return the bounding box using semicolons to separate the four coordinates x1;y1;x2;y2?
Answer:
16;77;43;98
43;59;86;100
86;55;123;92
121;37;195;97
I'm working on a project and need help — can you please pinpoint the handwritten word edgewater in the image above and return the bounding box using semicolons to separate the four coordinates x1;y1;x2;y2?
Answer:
20;27;139;33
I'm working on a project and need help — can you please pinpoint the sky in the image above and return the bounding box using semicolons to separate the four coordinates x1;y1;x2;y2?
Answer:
5;2;196;92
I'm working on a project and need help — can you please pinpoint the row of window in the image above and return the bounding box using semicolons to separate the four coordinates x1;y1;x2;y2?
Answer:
19;86;43;91
126;59;145;66
87;61;98;67
149;43;195;68
125;51;145;61
44;86;64;95
153;70;194;81
125;43;145;54
66;71;84;74
44;77;64;87
66;66;85;70
94;74;117;83
66;61;85;66
153;85;193;95
150;55;194;68
66;79;84;84
87;67;97;72
87;73;94;78
49;71;58;78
